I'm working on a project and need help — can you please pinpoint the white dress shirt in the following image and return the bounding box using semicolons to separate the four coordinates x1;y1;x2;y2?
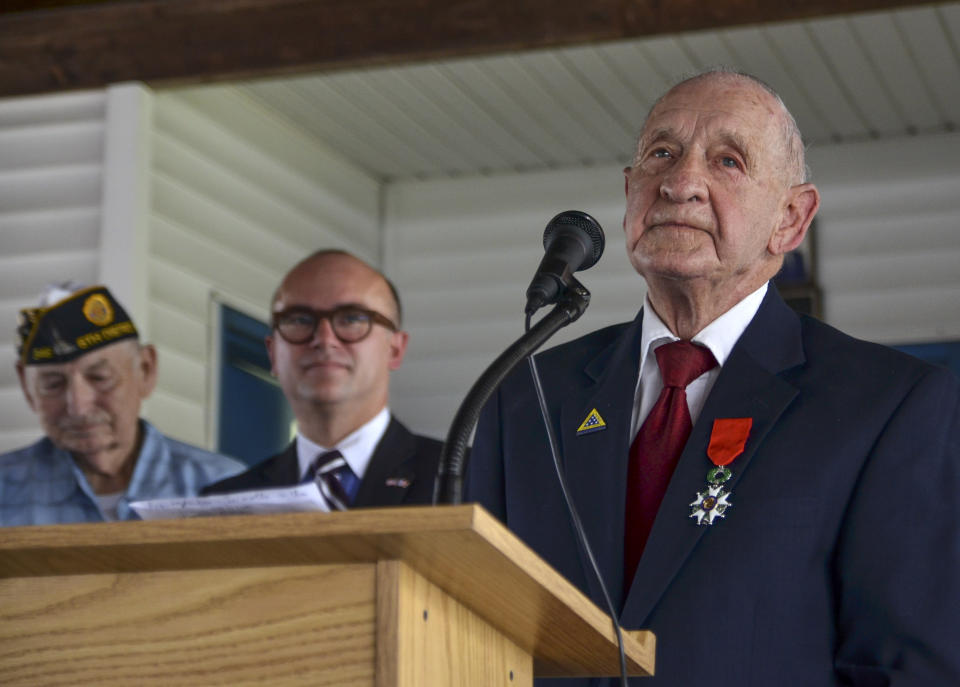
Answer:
630;284;768;440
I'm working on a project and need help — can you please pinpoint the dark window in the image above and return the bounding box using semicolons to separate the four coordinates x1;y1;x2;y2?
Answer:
218;305;293;466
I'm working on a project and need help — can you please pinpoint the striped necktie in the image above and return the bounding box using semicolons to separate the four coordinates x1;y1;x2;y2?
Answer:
305;450;360;511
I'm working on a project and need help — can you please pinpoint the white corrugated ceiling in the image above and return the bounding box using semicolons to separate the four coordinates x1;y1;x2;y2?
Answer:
230;2;960;183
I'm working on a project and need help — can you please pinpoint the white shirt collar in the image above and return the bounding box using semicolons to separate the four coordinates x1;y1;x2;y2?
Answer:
638;282;768;372
631;283;768;438
296;407;391;481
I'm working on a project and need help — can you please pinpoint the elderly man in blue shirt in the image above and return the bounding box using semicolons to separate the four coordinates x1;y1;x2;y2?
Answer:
1;283;244;525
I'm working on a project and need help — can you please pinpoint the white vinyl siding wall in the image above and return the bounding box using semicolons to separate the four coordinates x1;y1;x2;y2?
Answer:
0;84;381;453
813;134;960;344
383;167;643;440
0;90;107;451
144;85;381;448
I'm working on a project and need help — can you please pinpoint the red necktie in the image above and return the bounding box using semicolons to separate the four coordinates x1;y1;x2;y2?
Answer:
624;340;717;589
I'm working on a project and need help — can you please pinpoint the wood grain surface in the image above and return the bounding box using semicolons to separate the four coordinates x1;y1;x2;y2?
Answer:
0;504;654;678
0;563;376;685
377;559;532;686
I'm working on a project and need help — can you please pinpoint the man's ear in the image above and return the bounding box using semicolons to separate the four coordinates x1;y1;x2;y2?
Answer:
770;183;821;256
387;330;410;371
16;361;36;411
137;344;159;399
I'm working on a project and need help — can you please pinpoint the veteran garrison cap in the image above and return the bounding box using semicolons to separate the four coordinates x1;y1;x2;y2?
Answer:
16;285;139;365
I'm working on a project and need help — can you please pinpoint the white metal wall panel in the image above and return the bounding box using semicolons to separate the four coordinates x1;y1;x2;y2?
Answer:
241;79;415;181
367;66;515;174
478;54;618;165
236;4;960;183
144;86;381;447
385;132;960;440
100;84;152;327
435;60;563;167
898;6;960;121
0;207;100;256
815;18;905;137
156;89;380;257
849;13;943;134
385;165;640;439
813;133;960;344
0;90;107;452
0;91;105;128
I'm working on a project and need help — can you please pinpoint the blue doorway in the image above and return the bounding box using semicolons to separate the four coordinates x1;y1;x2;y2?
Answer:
217;305;293;466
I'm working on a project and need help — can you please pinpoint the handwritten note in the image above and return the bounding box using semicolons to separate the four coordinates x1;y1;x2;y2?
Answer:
130;483;330;520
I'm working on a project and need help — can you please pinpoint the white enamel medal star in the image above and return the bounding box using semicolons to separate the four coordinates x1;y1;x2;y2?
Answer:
689;483;732;525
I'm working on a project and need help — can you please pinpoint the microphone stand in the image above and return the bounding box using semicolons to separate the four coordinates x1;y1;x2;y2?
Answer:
433;278;591;505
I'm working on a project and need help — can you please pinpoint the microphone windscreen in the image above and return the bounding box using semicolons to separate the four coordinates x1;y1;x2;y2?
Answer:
543;210;605;271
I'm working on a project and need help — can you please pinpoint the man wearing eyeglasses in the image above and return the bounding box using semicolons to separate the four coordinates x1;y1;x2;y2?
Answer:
204;250;443;508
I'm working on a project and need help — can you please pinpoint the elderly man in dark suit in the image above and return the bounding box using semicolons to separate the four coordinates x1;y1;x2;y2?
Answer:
466;69;960;685
206;250;441;507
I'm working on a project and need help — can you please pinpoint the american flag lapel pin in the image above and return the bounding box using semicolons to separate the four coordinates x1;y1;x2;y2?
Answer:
576;408;607;435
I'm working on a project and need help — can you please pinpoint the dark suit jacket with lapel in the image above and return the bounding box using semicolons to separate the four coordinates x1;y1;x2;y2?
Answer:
465;286;960;686
203;416;443;507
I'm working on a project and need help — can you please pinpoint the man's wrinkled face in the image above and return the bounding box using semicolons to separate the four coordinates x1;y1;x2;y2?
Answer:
623;76;796;292
18;340;156;474
266;254;407;417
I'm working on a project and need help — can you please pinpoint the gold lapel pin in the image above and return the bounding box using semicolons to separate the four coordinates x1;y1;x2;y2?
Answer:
576;408;607;435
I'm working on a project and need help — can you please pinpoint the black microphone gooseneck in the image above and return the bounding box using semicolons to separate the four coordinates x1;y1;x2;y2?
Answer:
433;279;591;505
434;209;627;683
434;210;605;505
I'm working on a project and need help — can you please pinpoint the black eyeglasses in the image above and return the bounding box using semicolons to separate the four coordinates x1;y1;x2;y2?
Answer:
272;305;397;344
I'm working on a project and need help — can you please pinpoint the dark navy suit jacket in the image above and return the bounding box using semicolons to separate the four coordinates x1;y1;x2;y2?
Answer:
466;287;960;686
204;416;443;507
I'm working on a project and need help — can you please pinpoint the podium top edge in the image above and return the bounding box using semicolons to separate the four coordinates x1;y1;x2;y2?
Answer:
0;503;485;549
0;503;655;677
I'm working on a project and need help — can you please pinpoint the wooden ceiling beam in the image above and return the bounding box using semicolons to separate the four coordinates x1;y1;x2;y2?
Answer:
0;0;939;97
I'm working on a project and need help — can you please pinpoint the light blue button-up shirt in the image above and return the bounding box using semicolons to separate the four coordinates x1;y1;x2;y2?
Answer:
0;420;245;526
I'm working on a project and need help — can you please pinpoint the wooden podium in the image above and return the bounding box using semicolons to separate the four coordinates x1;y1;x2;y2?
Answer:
0;504;653;685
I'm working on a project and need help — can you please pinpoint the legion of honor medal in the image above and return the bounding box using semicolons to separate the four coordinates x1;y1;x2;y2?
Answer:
690;418;752;526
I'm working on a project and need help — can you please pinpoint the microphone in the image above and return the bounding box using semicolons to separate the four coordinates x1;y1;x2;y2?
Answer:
524;210;605;316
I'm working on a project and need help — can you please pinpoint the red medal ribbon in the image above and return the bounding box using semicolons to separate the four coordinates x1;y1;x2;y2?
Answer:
707;418;752;466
